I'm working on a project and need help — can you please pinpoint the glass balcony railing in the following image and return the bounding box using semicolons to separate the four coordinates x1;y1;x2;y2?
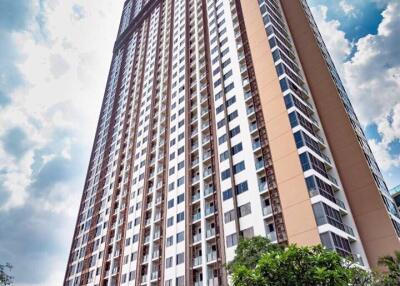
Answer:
205;206;215;216
193;233;202;243
192;193;201;201
266;231;277;242
207;251;217;262
206;228;216;238
193;256;202;266
263;205;272;216
204;187;214;196
193;212;201;221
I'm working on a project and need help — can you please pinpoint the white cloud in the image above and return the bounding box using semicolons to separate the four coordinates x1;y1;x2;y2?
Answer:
310;5;352;75
339;0;356;17
0;0;123;285
311;3;400;180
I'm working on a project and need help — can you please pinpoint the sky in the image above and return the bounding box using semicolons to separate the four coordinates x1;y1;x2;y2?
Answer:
0;0;399;285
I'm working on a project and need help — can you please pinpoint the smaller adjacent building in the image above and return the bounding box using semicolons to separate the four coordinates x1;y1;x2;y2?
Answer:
391;185;400;210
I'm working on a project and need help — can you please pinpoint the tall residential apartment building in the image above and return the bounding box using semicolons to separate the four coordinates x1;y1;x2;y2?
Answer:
64;0;400;285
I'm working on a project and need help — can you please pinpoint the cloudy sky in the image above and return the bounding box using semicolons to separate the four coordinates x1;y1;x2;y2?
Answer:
0;0;399;285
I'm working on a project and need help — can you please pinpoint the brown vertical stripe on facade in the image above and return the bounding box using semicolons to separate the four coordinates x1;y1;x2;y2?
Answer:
184;0;193;284
238;0;320;245
159;1;175;284
134;5;164;283
279;0;400;266
113;26;146;286
199;0;228;284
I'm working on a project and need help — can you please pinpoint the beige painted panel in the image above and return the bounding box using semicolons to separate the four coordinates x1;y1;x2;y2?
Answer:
240;0;320;246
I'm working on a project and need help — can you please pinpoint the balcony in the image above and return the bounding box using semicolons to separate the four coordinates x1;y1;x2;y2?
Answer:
255;159;264;170
141;275;147;284
249;122;258;133
263;205;272;217
259;181;268;193
206;228;216;238
193;212;201;221
205;206;215;216
143;254;149;263
192;192;201;202
244;91;252;100
153;231;161;240
193;233;202;243
204;187;214;197
246;106;255;115
203;168;212;177
193;256;202;267
207;251;217;262
252;140;261;150
152;250;160;259
316;216;355;238
266;231;277;242
151;271;158;280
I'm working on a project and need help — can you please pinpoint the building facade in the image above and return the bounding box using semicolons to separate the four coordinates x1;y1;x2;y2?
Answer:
64;0;400;285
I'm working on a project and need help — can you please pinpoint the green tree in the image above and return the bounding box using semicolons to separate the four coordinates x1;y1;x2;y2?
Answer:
377;250;400;286
0;263;13;286
228;236;370;286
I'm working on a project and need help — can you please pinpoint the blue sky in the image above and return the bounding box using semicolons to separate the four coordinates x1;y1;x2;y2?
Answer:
0;0;399;285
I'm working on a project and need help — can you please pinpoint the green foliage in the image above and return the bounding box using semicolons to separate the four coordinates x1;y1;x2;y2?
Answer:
228;236;373;286
377;251;400;286
0;263;13;286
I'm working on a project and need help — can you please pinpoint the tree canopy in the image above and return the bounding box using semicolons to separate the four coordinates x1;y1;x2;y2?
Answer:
0;263;13;286
227;236;399;286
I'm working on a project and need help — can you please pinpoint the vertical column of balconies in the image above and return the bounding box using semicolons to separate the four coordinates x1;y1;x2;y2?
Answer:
157;1;175;284
134;7;164;285
100;33;141;286
257;0;366;266
185;0;226;285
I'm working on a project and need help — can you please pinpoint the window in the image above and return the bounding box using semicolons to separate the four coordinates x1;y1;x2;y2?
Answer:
227;110;238;121
241;227;254;238
220;150;229;162
231;143;243;156
176;253;184;265
177;193;184;204
224;209;236;223
176;231;184;243
167;217;174;227
166;257;173;268
238;202;252;217
217;119;226;129
166;236;173;246
223;188;233;201
168;199;174;209
218;134;227;144
176;276;184;286
165;279;172;286
235;181;248;195
229;126;240;138
177;212;185;223
226;233;238;247
177;177;184;186
233;161;245;174
221;168;231;180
